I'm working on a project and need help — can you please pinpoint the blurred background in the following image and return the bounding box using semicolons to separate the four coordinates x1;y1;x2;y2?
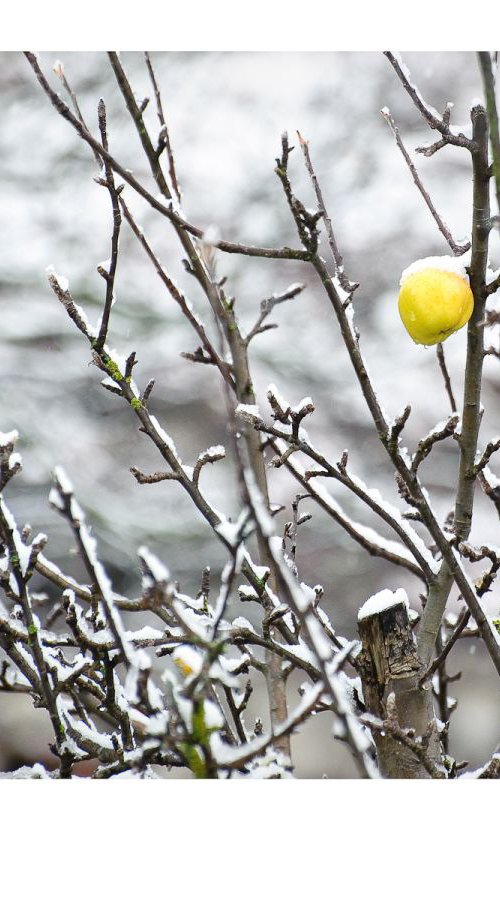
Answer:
1;51;499;777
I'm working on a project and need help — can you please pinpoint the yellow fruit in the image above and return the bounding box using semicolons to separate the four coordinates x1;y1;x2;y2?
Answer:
398;259;474;346
173;646;202;678
174;656;194;677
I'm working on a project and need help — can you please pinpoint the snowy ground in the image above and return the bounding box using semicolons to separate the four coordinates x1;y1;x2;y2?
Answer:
1;50;499;774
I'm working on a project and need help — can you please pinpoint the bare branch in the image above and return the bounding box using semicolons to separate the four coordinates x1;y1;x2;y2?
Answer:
130;467;180;484
473;437;500;476
410;414;459;474
436;343;458;413
94;99;122;351
24;54;310;264
144;51;182;205
192;446;226;487
478;467;500;519
245;283;305;346
420;608;470;686
384;52;476;153
381;106;470;255
297;131;358;292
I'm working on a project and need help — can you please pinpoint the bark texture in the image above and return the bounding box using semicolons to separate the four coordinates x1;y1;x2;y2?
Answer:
358;601;442;778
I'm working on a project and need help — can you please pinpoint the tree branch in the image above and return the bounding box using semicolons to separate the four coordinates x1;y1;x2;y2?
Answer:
478;52;500;216
384;52;476;153
381;106;470;255
418;105;491;667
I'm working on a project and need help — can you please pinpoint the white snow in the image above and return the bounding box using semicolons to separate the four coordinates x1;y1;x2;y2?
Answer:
487;266;500;289
231;616;255;632
127;625;165;643
292;397;314;416
391;53;442;123
138;546;170;584
197;445;226;462
60;493;144;669
38;554;92;597
203;699;224;730
274;438;437;575
148;415;182;463
305;613;333;661
331;273;352;306
0;496;35;578
0;763;51;779
345;470;439;574
248;562;270;581
401;254;470;285
8;452;22;469
53;465;74;496
235;403;262;424
173;645;203;677
483;466;500;489
266;383;290;414
0;429;19;447
214;509;250;548
173;601;210;639
238;584;257;599
201;224;221;247
300;582;318;606
45;264;69;292
358;587;410;621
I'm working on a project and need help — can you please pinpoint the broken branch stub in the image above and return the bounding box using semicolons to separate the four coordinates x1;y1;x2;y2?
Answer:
358;592;442;778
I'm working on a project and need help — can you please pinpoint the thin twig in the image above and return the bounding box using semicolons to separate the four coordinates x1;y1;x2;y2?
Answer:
245;283;305;345
485;271;500;297
381;107;470;255
436;343;458;413
53;60;102;167
410;414;459;474
473;437;500;476
119;197;235;389
95;99;122;351
384;52;476;153
478;468;500;520
297;131;358;292
246;420;435;583
421;608;470;685
24;54;310;263
144;51;182;205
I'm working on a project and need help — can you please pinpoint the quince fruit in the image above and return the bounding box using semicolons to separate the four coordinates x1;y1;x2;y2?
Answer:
398;256;473;346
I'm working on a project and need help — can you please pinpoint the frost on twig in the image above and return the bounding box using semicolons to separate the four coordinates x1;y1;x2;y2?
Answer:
245;283;305;345
0;430;22;491
47;267;96;338
384;52;475;154
193;446;226;486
